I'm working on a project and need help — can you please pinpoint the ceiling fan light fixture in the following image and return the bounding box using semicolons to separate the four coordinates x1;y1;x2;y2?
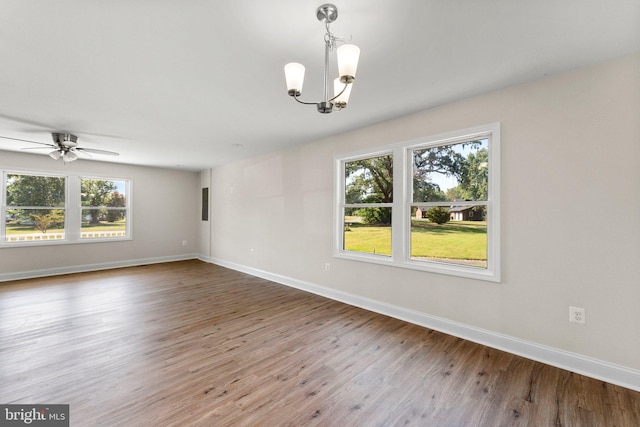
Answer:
284;4;359;114
62;150;78;162
49;150;62;160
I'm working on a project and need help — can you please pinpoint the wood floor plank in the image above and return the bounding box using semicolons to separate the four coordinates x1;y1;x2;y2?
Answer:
1;260;639;426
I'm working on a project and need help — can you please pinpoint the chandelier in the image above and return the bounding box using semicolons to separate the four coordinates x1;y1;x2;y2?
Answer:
284;4;360;114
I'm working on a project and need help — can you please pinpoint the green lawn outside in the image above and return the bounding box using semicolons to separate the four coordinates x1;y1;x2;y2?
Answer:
4;223;64;235
81;221;126;233
344;219;487;267
344;223;392;256
411;220;487;267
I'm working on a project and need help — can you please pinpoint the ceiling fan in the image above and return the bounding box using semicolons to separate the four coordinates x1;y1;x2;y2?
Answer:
0;132;119;162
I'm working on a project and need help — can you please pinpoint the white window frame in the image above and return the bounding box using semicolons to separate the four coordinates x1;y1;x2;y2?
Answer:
334;123;501;282
1;169;132;247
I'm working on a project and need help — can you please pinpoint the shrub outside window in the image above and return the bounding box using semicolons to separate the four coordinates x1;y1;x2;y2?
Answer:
335;123;500;282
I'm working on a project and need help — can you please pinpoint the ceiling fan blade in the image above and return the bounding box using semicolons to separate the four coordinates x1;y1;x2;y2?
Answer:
0;113;53;129
0;135;52;146
21;146;56;150
77;147;119;156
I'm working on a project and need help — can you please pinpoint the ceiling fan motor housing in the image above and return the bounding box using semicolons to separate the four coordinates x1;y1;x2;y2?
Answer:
52;132;78;148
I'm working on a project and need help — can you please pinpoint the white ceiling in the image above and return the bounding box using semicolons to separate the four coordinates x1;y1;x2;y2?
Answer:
0;0;638;170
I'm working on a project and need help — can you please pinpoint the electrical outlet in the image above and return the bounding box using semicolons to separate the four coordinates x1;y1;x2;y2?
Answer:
569;306;585;324
324;262;331;272
182;240;187;246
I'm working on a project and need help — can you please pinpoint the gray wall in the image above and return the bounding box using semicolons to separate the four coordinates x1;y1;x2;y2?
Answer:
206;54;640;373
0;153;199;277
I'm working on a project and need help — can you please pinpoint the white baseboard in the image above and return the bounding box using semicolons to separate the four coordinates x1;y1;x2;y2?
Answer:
0;253;199;282
209;257;640;393
197;255;214;264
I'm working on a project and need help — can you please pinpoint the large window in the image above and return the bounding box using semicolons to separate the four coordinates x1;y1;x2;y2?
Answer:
2;171;131;245
335;123;500;281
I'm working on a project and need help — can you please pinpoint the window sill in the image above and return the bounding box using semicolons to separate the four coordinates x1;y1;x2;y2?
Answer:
334;250;500;282
1;236;132;248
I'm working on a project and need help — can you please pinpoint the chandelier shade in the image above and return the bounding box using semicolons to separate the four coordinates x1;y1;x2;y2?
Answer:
284;63;306;96
284;4;359;114
333;78;352;108
337;44;360;83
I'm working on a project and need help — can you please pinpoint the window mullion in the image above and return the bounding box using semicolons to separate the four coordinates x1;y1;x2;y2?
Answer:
335;158;346;254
391;147;405;262
66;176;80;241
1;171;6;240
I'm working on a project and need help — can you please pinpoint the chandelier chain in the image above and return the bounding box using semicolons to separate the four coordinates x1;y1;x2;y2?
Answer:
324;21;350;50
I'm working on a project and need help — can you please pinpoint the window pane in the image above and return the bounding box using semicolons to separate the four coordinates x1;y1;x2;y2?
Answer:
345;154;393;203
81;179;126;206
410;208;487;268
80;179;127;239
4;209;65;242
81;208;127;239
343;208;392;256
6;174;65;207
413;139;488;202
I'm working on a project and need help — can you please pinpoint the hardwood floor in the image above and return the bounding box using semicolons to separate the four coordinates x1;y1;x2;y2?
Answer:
1;260;638;426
